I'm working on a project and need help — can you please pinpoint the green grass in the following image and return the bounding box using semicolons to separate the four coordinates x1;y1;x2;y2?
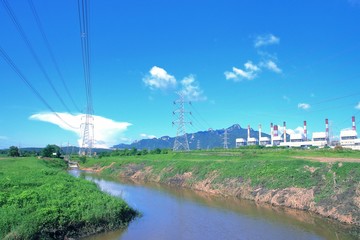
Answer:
0;157;137;239
83;148;360;201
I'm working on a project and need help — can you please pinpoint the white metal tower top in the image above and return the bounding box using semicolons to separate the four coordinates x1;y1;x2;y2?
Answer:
173;92;191;152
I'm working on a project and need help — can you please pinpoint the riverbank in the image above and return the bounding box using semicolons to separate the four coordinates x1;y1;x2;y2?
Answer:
0;157;137;239
81;148;360;228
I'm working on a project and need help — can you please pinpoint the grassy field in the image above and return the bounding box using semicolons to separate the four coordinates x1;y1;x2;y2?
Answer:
82;147;360;202
0;157;137;239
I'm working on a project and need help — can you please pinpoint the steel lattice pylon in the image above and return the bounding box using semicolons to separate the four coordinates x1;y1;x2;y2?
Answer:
79;112;94;156
223;128;229;149
173;92;191;152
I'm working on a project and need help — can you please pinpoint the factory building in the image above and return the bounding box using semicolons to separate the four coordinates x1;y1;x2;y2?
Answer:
280;120;328;148
235;138;246;147
272;125;283;146
234;116;359;150
247;125;258;145
258;124;271;145
340;116;360;149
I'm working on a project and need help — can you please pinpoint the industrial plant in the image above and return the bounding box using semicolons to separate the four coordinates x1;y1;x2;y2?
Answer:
236;116;360;150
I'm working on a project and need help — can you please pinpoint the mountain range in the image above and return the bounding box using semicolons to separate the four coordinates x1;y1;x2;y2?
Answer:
113;124;273;150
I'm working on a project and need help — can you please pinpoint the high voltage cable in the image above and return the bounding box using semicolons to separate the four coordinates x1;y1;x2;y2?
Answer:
189;102;212;129
189;112;207;131
27;0;81;113
1;0;72;113
0;47;78;129
77;0;93;114
309;92;360;106
77;0;94;156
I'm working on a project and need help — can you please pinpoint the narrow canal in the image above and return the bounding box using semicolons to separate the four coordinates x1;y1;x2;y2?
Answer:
69;170;358;240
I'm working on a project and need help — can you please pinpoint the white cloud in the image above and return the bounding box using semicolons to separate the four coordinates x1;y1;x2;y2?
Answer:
224;71;237;80
260;60;282;73
143;66;177;90
283;95;290;102
181;75;207;101
140;133;157;139
142;66;207;102
355;102;360;109
232;67;251;78
224;61;261;81
244;61;260;72
29;112;131;148
254;34;280;48
298;103;311;110
282;126;305;136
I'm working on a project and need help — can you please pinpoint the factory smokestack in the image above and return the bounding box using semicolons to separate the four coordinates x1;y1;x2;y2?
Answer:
283;121;286;143
352;116;356;131
274;125;278;137
271;123;274;145
325;118;329;142
248;125;250;140
304;121;307;140
259;124;262;141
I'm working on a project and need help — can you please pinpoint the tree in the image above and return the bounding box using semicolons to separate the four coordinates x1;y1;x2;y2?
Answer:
151;148;161;154
42;144;61;158
8;146;20;157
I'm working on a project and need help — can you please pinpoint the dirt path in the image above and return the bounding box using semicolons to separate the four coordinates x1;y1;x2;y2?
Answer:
293;156;360;163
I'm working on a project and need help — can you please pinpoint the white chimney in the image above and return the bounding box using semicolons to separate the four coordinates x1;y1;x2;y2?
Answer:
259;124;262;142
325;118;329;141
274;125;278;137
352;116;356;131
270;123;274;145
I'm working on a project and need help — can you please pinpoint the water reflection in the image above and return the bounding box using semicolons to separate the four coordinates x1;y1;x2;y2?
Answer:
69;170;358;240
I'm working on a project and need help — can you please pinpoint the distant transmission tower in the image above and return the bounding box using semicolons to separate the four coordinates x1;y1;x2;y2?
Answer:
80;112;94;156
197;140;201;150
172;92;191;151
223;128;229;149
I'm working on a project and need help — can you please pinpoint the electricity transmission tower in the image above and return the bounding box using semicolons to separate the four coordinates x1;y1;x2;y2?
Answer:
78;0;94;157
173;92;191;151
80;110;94;156
197;140;201;150
223;128;229;149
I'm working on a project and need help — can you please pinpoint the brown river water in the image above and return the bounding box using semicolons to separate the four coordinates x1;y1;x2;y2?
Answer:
69;170;359;240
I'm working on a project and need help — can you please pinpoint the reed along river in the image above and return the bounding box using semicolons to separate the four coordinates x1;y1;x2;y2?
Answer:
69;170;358;240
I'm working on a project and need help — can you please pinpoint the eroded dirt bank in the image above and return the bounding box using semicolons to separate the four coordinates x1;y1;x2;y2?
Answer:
83;162;360;227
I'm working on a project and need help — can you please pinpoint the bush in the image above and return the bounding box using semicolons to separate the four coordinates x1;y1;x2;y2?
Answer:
0;157;137;239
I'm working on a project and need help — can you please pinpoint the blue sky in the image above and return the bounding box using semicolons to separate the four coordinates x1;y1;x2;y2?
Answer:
1;0;360;149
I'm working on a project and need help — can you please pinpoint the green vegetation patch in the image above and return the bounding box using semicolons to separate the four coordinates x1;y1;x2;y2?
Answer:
0;157;137;239
83;148;360;202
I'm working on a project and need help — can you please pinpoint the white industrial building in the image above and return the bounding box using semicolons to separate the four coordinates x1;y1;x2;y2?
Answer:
247;125;258;145
258;124;271;145
340;117;360;150
259;137;271;146
235;138;246;147
235;116;359;150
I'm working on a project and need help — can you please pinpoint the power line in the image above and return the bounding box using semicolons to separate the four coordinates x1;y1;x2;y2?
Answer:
189;102;212;129
0;46;78;129
1;0;73;113
77;0;94;156
77;0;93;113
27;0;81;113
